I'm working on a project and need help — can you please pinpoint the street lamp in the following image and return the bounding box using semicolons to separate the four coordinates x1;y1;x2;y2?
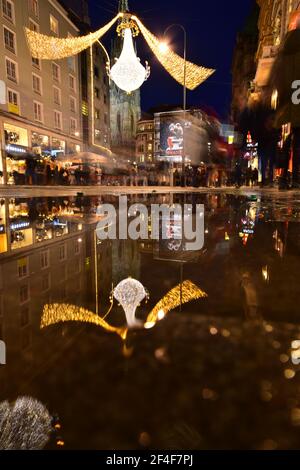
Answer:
160;24;187;187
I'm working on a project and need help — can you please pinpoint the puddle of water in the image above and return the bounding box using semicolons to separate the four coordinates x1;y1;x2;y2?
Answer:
1;192;300;449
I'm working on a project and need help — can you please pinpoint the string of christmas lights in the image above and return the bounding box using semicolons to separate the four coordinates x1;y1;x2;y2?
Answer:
25;13;121;60
146;280;207;325
133;15;215;90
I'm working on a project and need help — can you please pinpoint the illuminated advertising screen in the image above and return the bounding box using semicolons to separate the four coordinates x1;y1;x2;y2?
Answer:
160;115;184;158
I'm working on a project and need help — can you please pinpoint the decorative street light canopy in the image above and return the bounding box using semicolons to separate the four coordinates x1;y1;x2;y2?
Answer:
25;12;215;92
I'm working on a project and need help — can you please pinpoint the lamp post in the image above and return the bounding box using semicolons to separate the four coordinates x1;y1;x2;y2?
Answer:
163;24;187;187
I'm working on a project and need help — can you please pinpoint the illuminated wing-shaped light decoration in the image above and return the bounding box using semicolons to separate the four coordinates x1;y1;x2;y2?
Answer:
24;13;214;91
145;280;207;328
41;280;207;341
133;15;215;90
41;303;128;340
24;14;121;60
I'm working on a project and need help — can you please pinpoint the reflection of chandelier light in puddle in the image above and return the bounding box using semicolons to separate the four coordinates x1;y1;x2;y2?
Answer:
41;280;207;340
110;28;150;93
113;278;148;328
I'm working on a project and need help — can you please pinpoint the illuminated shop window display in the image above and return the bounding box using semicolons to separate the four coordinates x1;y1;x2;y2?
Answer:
31;132;50;155
10;220;33;250
8;200;33;250
51;138;66;159
4;123;29;185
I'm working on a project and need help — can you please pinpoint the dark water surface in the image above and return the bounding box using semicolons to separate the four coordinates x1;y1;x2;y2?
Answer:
1;192;300;449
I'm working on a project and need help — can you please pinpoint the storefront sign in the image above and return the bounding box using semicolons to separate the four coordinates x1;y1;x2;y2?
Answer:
5;144;27;155
10;221;30;230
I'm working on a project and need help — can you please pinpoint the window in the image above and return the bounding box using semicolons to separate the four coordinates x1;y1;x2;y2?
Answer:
95;129;101;141
20;306;30;327
54;110;62;130
29;18;38;31
53;86;61;105
41;251;49;269
32;56;40;68
7;88;19;111
2;0;14;23
33;101;43;122
29;19;40;67
29;0;38;17
68;55;75;72
70;96;76;113
95;87;100;99
21;327;31;350
69;74;75;92
70;117;77;136
18;258;28;279
4;26;15;53
5;57;17;82
20;285;29;304
41;274;50;292
50;14;58;35
52;62;60;82
95;108;100;120
74;239;80;254
59;244;66;261
32;73;42;94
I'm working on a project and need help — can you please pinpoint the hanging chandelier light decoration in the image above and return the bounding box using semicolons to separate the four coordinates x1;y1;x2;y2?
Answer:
25;12;215;92
110;27;150;93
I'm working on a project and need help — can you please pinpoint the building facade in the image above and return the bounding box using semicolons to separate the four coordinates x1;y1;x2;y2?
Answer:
0;0;85;184
231;4;259;124
254;0;298;103
136;117;154;164
110;0;141;162
59;0;111;157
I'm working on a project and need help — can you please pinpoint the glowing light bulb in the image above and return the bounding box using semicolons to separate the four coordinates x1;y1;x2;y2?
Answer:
110;28;150;93
158;42;169;54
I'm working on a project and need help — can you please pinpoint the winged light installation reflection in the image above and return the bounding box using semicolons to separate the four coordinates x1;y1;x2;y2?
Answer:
41;279;207;340
25;12;215;92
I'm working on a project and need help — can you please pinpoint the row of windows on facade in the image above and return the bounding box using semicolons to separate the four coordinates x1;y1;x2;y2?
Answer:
4;50;77;93
2;0;70;38
137;143;153;153
16;242;81;280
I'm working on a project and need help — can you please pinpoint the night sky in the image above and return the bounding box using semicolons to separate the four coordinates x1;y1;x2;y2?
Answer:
88;0;255;119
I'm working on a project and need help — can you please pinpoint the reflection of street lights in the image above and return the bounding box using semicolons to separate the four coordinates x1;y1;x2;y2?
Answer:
160;24;187;187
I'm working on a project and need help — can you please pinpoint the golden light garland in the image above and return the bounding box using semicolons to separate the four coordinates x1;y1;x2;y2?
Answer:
40;281;207;341
146;280;207;325
41;303;128;340
24;12;214;90
25;13;121;60
132;15;215;90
